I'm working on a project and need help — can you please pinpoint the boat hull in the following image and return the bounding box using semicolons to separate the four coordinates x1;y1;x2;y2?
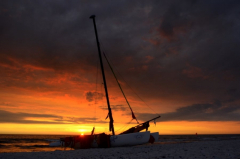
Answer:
150;132;159;142
49;131;152;148
110;131;150;147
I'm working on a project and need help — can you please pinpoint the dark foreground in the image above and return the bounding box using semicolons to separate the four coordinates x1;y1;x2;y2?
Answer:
0;139;240;159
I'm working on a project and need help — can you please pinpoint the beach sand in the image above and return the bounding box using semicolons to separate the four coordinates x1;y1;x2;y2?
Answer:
0;139;239;159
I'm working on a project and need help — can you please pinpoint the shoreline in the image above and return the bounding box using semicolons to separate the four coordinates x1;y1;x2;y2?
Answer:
0;139;239;159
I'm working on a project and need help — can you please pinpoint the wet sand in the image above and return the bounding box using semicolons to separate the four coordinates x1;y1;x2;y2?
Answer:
0;139;239;159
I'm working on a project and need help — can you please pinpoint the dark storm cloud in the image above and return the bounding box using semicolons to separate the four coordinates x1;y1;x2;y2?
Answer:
0;0;240;122
121;0;240;106
0;109;64;124
66;116;107;124
0;109;105;124
137;100;240;122
85;91;104;102
99;105;127;112
0;102;16;107
0;0;93;70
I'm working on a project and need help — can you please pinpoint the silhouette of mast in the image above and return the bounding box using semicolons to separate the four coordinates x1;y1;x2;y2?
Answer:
90;15;115;135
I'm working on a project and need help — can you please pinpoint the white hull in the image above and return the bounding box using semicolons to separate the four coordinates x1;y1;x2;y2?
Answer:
150;132;159;142
110;131;150;147
49;131;154;148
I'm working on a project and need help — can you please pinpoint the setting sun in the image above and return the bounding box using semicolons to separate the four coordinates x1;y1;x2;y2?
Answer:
78;129;86;135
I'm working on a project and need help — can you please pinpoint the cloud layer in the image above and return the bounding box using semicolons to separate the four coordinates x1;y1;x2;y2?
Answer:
137;100;240;122
0;109;106;124
0;0;240;125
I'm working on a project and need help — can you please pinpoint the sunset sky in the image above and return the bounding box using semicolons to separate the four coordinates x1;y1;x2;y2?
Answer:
1;0;240;135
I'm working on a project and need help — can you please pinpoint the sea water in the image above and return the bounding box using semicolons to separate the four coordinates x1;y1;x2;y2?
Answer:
0;134;72;153
0;134;239;153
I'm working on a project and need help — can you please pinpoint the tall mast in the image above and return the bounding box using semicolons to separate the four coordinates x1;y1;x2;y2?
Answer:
90;15;115;135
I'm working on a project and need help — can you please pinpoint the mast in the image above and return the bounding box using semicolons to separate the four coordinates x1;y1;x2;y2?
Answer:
90;15;115;135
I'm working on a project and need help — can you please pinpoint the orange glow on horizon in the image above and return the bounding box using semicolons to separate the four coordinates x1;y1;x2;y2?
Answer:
0;121;240;135
1;55;240;135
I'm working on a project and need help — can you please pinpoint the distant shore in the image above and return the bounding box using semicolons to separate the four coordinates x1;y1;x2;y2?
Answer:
0;139;239;159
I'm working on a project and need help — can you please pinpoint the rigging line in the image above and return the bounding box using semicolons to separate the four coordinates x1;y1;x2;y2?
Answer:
103;52;139;124
103;50;159;116
115;119;133;133
123;81;160;115
128;84;159;115
99;40;159;118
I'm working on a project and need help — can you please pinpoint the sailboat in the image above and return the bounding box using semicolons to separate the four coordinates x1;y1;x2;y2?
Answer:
49;15;160;149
